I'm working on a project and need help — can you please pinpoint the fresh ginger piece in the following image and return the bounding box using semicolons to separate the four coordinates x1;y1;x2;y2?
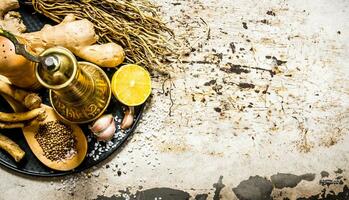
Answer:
77;43;125;68
22;14;125;68
0;12;26;34
0;0;26;34
0;133;25;162
0;0;19;19
23;17;98;52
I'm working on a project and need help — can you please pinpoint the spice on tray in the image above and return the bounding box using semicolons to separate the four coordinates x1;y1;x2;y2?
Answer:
35;121;77;162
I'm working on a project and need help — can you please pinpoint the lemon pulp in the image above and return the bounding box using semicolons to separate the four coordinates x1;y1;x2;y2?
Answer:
111;64;151;106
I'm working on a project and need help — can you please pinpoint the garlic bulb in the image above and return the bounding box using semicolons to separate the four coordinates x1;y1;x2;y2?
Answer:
97;123;116;141
121;107;134;130
89;114;115;141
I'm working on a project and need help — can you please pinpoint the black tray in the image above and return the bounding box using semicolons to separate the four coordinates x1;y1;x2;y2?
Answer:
0;3;144;177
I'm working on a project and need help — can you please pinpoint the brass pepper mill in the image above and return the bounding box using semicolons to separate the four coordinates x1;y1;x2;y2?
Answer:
35;47;111;124
0;29;110;123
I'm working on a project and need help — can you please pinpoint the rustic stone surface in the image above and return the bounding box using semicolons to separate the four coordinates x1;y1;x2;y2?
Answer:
0;0;348;199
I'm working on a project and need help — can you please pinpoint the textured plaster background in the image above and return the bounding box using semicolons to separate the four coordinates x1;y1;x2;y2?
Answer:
0;0;348;199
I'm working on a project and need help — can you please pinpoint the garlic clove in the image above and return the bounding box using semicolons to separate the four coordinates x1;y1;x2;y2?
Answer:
89;114;113;135
121;107;134;130
97;121;116;141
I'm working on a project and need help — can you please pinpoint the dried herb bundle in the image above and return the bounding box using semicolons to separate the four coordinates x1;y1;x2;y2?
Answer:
27;0;179;73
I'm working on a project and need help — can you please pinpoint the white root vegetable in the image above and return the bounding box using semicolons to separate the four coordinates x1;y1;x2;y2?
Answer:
0;107;46;122
0;80;42;110
0;122;24;129
0;133;25;162
22;14;125;68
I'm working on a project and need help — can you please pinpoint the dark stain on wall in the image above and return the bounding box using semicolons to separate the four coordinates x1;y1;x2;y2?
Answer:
220;64;251;74
213;176;225;200
297;185;349;200
230;42;236;54
319;171;345;187
334;168;343;174
94;187;190;200
270;173;315;189
232;173;318;200
265;56;287;66
94;195;126;200
238;83;256;89
195;193;209;200
320;171;329;178
242;22;248;29
94;172;347;200
135;188;190;200
233;175;273;200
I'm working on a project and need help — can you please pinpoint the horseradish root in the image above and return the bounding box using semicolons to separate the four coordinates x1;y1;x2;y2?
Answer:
0;80;42;110
0;122;24;129
0;108;46;122
22;14;125;68
24;93;42;110
0;0;26;34
0;133;25;162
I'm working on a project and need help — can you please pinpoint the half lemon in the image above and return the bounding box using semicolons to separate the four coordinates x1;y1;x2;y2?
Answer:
111;64;151;106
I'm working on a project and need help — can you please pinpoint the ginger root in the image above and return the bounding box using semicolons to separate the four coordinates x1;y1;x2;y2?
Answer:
0;133;25;162
22;14;125;68
0;107;46;122
0;0;18;18
0;80;42;110
78;43;125;68
0;0;26;34
0;3;123;67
